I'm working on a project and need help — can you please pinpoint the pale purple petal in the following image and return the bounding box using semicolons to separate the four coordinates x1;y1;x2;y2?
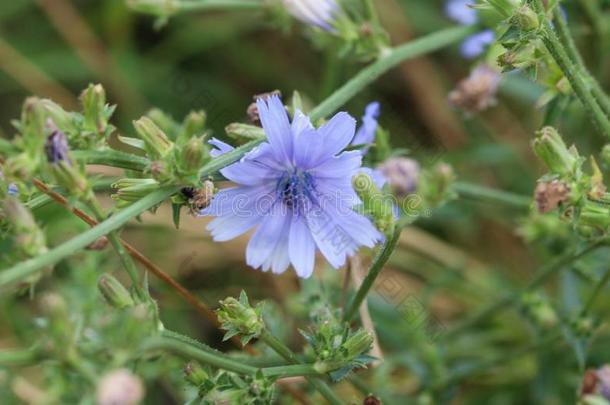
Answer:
209;138;234;157
256;95;292;163
288;214;317;278
246;202;289;269
319;112;356;159
293;127;325;169
352;102;380;147
310;151;362;179
461;30;495;59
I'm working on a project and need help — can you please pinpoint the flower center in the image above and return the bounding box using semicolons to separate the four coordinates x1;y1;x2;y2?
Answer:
277;169;316;213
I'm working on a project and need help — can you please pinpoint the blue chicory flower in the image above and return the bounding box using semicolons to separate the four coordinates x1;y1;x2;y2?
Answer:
8;183;18;196
283;0;339;31
202;96;382;278
445;0;496;59
460;29;496;59
445;0;478;25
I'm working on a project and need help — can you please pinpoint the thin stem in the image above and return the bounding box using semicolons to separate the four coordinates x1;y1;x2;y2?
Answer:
143;332;322;378
454;181;531;209
85;195;144;299
442;239;606;340
343;227;401;323
178;0;263;12
581;266;610;316
309;25;476;122
363;0;380;26
0;186;179;289
0;346;40;367
259;331;344;405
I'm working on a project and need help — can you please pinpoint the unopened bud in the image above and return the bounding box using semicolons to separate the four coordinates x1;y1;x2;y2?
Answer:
180;111;207;143
112;178;160;207
378;157;420;197
96;369;144;405
80;84;110;135
184;361;209;387
217;291;264;345
418;163;456;209
181;137;206;172
449;64;501;114
39;293;68;319
133;117;173;159
21;97;47;154
534;180;570;213
512;6;539;31
532;127;580;177
98;275;134;309
3;197;47;257
45;125;72;164
352;172;396;236
225;123;266;140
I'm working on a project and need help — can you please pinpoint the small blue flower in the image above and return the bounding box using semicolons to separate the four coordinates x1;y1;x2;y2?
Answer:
461;29;496;59
445;0;495;59
45;129;71;164
352;102;380;148
8;183;18;196
445;0;478;25
203;96;382;278
283;0;339;31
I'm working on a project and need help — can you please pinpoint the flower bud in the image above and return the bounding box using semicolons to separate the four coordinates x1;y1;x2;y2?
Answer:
180;110;207;143
184;361;209;387
283;0;338;31
45;126;89;196
217;291;264;345
112;178;160;207
133;117;173;159
352;172;396;236
512;6;539;31
39;293;68;319
534;180;570;213
532;127;580;177
4;154;36;180
181;137;206;172
378;157;420;197
448;64;501;114
98;274;134;309
20;97;47;155
225;123;266;140
45;125;72;164
418;163;456;209
3;197;48;258
314;328;374;373
80;83;111;136
96;369;144;405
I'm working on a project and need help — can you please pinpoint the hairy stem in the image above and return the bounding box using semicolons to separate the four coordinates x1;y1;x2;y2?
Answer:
310;25;476;122
343;227;402;323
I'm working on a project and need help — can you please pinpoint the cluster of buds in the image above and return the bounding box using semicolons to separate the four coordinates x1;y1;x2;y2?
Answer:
183;363;276;403
113;110;210;208
216;291;265;345
530;126;610;238
352;172;396;236
301;313;374;380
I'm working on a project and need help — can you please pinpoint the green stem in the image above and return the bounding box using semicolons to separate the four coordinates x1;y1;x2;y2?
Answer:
0;346;39;367
72;149;150;172
343;227;401;323
551;7;610;117
143;332;322;378
537;4;610;137
581;266;610;316
309;25;476;122
86;195;144;299
176;0;263;12
0;187;179;289
259;331;344;405
26;178;118;211
454;182;531;209
442;239;606;340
